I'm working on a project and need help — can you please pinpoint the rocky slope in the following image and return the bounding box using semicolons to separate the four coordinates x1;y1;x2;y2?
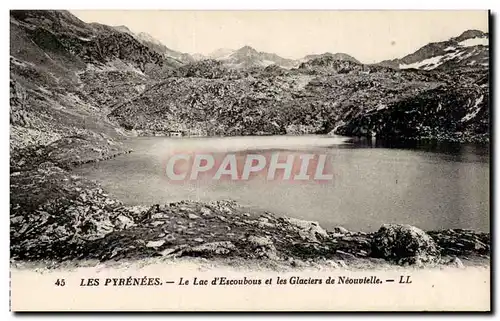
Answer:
113;25;194;65
9;10;174;155
110;56;488;142
299;52;360;64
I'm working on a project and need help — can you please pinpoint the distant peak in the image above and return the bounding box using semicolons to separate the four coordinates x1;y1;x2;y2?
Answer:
303;52;360;64
113;25;133;34
455;29;488;42
237;45;258;53
115;25;130;31
137;31;153;38
135;32;165;47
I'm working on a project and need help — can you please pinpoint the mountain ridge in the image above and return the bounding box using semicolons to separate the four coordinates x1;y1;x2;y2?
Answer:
94;22;489;72
378;29;488;70
10;9;490;159
191;47;362;69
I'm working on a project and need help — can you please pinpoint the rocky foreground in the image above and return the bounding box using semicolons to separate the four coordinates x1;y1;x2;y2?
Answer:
10;159;490;270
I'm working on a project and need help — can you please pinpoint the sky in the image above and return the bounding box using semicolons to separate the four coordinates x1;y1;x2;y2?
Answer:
71;10;489;63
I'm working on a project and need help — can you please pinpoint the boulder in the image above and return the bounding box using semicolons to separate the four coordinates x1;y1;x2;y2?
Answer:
146;240;165;248
371;224;441;265
115;215;135;229
151;212;169;220
199;207;212;217
332;226;349;234
247;235;279;260
258;217;275;228
282;217;329;243
248;235;273;247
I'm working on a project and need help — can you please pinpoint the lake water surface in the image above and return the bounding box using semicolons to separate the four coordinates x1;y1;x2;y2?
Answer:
73;135;490;232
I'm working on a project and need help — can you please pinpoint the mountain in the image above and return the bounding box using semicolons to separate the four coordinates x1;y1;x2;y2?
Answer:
191;53;208;61
378;30;489;71
188;49;237;62
297;55;371;74
10;10;173;155
204;48;361;69
109;29;488;142
113;25;134;35
300;52;360;64
217;46;298;69
135;31;195;64
207;48;235;60
110;48;488;142
112;27;194;65
10;9;490;161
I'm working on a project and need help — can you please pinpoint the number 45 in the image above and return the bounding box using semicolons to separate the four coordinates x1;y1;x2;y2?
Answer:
55;279;66;286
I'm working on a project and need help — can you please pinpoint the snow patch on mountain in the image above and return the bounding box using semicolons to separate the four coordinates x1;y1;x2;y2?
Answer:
208;48;236;60
462;95;484;122
381;30;489;71
136;32;165;47
400;41;487;71
261;60;276;67
400;55;445;70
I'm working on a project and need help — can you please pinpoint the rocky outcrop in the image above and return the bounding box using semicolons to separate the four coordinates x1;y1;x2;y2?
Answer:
298;56;375;74
428;229;490;256
371;224;441;265
10;163;136;260
10;134;131;171
334;84;489;143
300;52;360;64
172;59;244;79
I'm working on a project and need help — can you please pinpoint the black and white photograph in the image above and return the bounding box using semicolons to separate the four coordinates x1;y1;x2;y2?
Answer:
9;9;491;311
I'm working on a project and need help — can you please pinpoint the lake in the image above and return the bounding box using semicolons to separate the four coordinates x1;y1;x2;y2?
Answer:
73;135;490;232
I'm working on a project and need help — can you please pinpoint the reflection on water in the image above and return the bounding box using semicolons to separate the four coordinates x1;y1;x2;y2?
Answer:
73;135;490;232
342;136;490;162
